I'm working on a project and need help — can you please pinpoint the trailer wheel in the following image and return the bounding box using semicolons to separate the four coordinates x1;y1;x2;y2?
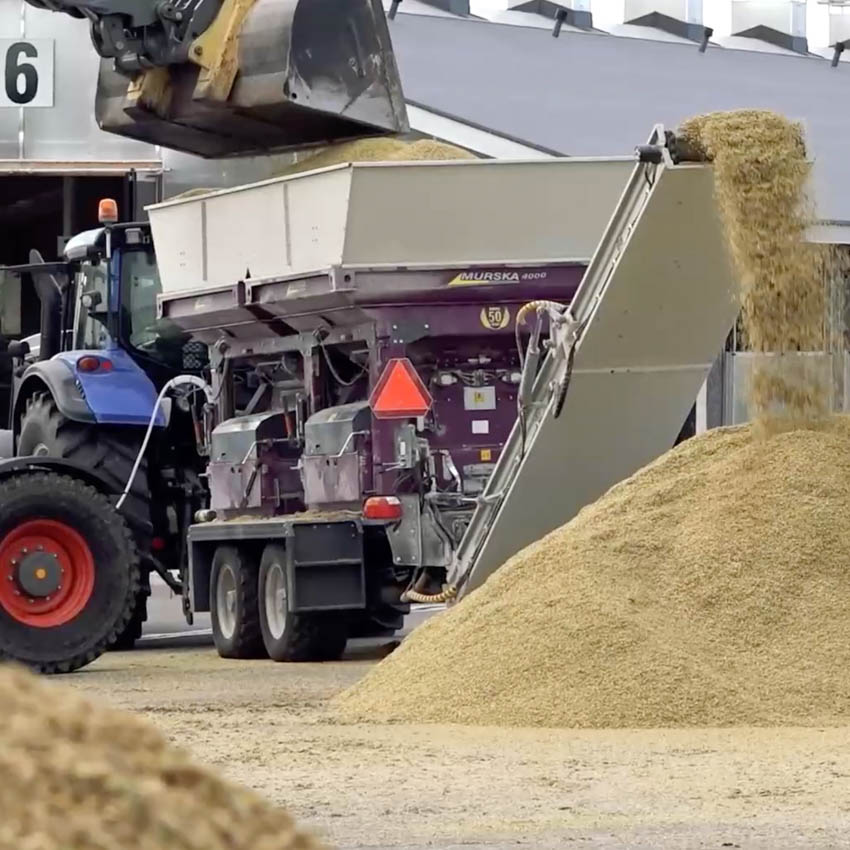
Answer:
209;545;265;659
258;544;348;662
0;471;139;673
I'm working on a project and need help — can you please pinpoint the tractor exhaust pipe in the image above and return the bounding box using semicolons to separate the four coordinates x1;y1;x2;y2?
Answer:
28;251;62;362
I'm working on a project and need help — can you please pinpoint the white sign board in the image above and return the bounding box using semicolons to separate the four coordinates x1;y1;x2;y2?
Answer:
0;39;53;108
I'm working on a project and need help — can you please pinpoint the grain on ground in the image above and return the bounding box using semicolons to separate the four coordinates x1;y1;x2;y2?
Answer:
0;664;320;850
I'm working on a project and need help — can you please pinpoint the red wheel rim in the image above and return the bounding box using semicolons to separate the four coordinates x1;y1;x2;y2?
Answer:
0;520;95;628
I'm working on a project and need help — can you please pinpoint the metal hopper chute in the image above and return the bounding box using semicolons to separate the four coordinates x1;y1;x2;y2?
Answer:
447;127;741;600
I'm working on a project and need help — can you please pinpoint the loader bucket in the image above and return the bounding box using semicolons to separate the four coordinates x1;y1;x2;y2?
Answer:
94;0;409;158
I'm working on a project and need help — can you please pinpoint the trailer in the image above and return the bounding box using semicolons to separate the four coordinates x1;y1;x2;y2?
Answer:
150;153;636;659
149;128;737;659
0;128;739;671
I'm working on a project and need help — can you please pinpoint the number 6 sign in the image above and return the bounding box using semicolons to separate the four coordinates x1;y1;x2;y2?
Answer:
0;40;54;108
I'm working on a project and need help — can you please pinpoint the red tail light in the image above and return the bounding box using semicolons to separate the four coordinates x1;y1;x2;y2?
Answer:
76;355;113;373
363;496;403;520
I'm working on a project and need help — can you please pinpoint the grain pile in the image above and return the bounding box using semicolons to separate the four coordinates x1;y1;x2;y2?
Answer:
0;665;319;850
166;186;216;200
277;137;476;176
335;418;850;728
678;110;840;426
164;139;474;201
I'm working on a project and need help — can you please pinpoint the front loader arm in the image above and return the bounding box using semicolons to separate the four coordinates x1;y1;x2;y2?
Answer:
25;0;226;75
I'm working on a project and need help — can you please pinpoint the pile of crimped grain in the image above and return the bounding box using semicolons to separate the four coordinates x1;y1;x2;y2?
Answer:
166;186;216;200
277;137;476;176
335;418;850;728
678;110;840;426
164;139;475;201
0;665;319;849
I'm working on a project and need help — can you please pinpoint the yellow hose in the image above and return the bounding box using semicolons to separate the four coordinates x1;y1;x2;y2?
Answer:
516;300;565;327
401;585;458;604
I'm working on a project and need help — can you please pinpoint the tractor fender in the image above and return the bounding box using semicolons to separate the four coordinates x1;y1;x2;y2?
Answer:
52;350;166;427
14;351;166;433
13;359;95;433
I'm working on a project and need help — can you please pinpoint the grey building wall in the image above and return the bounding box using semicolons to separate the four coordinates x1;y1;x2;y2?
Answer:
0;4;154;162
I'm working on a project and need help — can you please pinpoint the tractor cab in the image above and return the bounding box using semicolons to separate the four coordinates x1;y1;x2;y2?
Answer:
61;203;200;378
0;198;207;444
1;200;204;386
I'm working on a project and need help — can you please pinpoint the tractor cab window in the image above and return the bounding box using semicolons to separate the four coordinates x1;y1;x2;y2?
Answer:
119;247;194;369
73;260;111;350
122;248;162;349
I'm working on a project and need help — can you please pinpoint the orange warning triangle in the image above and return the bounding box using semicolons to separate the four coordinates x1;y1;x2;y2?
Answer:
370;358;433;419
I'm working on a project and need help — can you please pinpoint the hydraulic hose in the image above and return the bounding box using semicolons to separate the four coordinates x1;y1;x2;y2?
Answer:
115;375;214;512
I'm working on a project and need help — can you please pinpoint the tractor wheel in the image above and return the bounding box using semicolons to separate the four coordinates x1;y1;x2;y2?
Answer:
109;584;149;650
17;392;151;539
0;471;139;673
210;545;265;659
258;544;348;662
18;393;152;653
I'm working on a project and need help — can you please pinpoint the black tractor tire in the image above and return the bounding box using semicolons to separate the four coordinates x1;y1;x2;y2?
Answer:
109;584;149;651
18;394;152;654
210;545;265;659
17;392;151;540
0;471;140;673
258;544;348;662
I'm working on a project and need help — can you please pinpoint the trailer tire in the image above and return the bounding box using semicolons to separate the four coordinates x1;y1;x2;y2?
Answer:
210;545;265;659
258;544;348;662
0;471;140;673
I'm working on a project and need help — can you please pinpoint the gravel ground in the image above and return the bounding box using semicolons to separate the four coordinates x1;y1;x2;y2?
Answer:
67;646;850;850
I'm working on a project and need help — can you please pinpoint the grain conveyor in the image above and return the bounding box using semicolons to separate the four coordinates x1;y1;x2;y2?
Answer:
448;126;739;599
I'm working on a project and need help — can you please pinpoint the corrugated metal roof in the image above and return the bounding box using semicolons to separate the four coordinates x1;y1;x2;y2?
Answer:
382;0;466;18
389;1;846;52
388;13;850;218
608;21;697;43
714;33;809;55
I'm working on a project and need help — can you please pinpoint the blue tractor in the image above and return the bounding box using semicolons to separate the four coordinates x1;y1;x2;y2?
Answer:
0;201;207;671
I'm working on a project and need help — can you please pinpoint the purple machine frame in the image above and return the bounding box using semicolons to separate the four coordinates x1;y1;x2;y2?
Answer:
160;259;584;564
